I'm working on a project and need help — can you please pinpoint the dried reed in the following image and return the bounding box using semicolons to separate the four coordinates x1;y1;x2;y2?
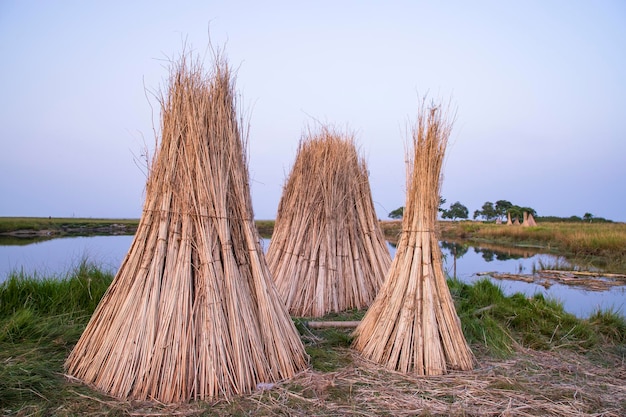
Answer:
266;128;391;317
353;99;474;375
65;51;307;403
247;347;625;416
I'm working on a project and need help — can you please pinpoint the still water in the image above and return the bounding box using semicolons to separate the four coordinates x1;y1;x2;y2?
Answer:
0;235;135;279
1;235;623;318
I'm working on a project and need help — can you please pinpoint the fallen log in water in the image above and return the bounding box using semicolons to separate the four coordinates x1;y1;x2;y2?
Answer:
537;270;626;280
486;271;626;292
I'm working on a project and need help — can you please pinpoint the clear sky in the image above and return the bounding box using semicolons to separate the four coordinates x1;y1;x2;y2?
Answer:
1;1;625;222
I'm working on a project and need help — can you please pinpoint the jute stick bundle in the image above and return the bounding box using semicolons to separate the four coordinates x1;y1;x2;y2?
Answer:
353;100;474;375
65;52;307;403
267;128;391;317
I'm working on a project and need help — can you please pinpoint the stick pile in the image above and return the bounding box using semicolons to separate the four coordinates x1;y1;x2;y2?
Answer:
267;128;391;317
65;52;307;403
353;100;474;375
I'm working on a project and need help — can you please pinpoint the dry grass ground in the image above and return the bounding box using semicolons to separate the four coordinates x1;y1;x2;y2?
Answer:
226;347;626;417
42;342;625;416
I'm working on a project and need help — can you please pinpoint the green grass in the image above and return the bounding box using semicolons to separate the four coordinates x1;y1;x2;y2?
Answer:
0;217;275;235
587;308;626;344
482;222;625;257
0;259;112;317
0;260;113;413
254;220;275;238
448;278;620;356
293;309;365;372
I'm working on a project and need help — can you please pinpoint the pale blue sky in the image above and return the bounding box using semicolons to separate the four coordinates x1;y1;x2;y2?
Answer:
1;1;625;221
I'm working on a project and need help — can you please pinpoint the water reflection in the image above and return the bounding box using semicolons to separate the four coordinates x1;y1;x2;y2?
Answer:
440;241;468;279
0;235;134;280
435;241;624;319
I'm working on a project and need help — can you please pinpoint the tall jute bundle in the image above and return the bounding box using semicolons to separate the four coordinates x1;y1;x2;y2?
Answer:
266;128;391;317
65;53;307;403
353;101;474;375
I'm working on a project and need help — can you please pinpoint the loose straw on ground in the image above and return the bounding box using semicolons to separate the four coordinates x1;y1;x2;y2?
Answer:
266;128;391;317
353;99;474;375
65;51;308;403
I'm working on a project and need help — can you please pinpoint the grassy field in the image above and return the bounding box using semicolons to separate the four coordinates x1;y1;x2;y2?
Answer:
0;217;139;236
432;221;626;273
0;217;139;232
444;221;626;255
255;220;275;238
1;262;624;416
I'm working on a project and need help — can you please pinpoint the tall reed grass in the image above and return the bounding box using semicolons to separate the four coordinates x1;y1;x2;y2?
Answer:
471;222;625;254
449;278;624;356
0;258;112;317
0;260;113;410
267;127;391;317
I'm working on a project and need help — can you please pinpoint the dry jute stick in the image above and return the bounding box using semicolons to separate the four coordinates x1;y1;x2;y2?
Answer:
65;50;307;403
353;99;474;375
267;128;392;318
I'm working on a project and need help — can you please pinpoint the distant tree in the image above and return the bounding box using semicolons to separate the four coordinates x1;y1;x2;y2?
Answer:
438;197;447;214
583;212;594;223
475;201;498;221
507;205;522;221
507;205;537;221
476;247;495;262
440;241;469;258
495;200;513;221
441;201;469;220
520;206;537;217
388;206;404;219
388;196;447;219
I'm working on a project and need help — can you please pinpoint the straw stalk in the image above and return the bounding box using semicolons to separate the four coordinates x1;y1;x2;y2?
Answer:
267;128;391;317
353;100;474;375
65;52;307;403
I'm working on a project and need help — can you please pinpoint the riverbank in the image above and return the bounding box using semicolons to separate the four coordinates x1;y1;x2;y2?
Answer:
437;220;626;273
0;217;138;238
3;217;625;272
1;263;624;415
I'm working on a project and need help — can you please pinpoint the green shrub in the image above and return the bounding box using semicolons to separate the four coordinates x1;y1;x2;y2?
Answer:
450;278;598;356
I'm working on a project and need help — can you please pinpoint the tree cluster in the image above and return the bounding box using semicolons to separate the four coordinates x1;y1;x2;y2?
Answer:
389;197;454;220
388;199;610;223
388;199;538;222
471;200;538;222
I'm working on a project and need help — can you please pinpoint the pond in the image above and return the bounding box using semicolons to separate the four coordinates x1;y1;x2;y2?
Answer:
1;235;623;318
0;235;135;279
434;242;625;319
